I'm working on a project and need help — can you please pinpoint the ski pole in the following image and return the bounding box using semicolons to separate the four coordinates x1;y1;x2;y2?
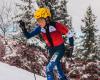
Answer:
33;72;36;80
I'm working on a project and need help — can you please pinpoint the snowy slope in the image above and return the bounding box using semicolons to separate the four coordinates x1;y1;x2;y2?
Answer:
0;62;46;80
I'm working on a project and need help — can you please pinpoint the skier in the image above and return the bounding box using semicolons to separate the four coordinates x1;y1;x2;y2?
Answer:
19;7;74;80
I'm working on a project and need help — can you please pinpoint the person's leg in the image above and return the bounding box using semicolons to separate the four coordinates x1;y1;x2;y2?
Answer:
46;44;68;80
46;53;58;80
46;50;67;80
56;61;69;80
54;44;69;80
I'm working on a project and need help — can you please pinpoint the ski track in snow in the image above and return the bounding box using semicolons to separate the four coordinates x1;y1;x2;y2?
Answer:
0;62;46;80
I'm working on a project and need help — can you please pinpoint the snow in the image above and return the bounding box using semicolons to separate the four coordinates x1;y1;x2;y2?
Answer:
0;62;46;80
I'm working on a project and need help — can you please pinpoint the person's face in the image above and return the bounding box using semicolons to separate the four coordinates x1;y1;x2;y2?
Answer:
37;18;46;28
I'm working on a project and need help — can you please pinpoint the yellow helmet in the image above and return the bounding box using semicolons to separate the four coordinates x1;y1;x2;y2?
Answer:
34;7;51;19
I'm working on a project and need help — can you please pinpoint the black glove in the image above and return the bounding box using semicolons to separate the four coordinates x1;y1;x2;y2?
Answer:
18;20;27;32
65;46;74;58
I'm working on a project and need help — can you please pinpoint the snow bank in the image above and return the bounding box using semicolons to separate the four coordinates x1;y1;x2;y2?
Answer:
0;62;46;80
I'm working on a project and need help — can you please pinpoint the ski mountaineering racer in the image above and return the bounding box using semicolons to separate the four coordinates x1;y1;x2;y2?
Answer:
19;7;74;80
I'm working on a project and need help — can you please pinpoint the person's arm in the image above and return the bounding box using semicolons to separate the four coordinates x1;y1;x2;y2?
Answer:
55;22;74;47
67;31;74;47
19;20;41;39
23;26;41;39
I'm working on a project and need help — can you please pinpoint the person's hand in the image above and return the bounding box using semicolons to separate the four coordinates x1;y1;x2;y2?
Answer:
65;45;74;58
18;20;26;31
69;45;74;53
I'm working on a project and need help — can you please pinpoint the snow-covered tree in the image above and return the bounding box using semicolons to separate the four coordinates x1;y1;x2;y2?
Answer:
0;1;19;55
3;42;48;76
97;35;100;51
80;6;98;60
96;35;100;60
0;35;5;61
0;1;13;44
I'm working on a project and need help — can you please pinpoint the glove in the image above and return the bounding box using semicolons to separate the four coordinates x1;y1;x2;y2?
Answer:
18;20;27;32
65;46;74;58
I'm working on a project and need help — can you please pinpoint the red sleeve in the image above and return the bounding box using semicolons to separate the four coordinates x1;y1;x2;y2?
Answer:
55;22;69;35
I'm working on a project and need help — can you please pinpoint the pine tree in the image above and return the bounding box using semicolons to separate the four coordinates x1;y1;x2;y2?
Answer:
97;35;100;51
96;35;100;59
81;6;98;59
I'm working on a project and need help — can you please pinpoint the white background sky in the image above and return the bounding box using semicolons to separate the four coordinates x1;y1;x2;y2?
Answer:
67;0;100;35
0;0;100;36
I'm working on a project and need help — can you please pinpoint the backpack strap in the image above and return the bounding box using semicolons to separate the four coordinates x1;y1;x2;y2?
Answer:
45;22;56;47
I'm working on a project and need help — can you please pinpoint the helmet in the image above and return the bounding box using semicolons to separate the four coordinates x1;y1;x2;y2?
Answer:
34;7;51;19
